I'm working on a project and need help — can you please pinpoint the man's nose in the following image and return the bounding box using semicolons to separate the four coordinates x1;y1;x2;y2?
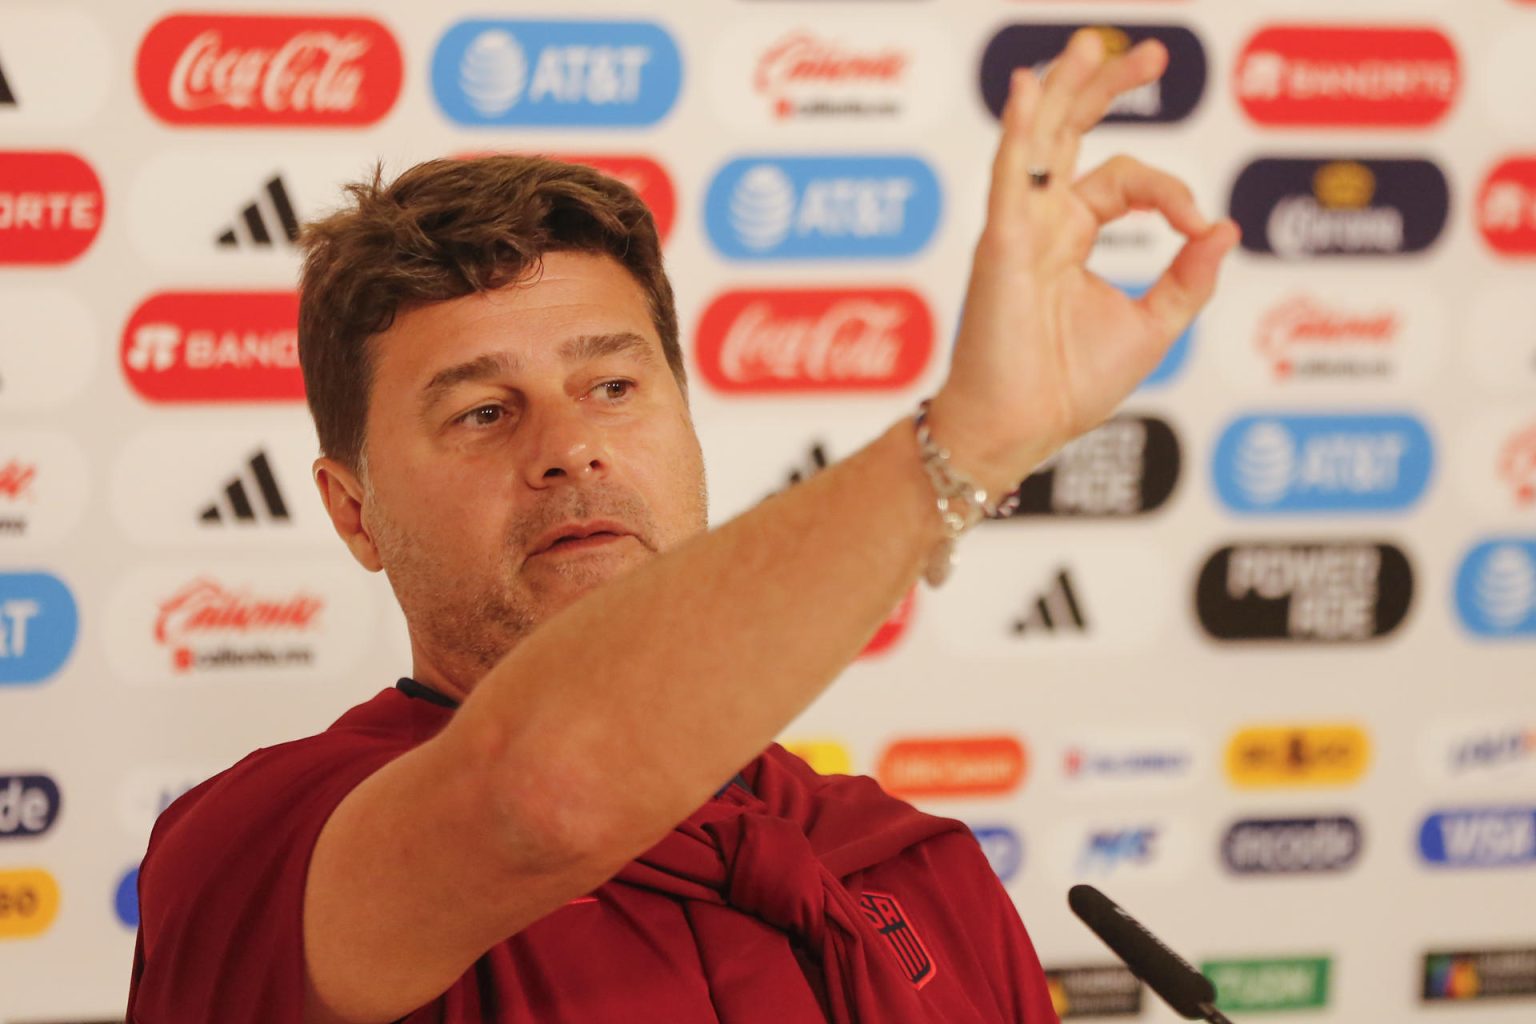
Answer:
522;404;610;488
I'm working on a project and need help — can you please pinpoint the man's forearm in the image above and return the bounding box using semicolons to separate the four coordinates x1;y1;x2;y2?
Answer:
451;415;944;879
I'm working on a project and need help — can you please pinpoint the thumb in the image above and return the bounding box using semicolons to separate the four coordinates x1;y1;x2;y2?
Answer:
1139;219;1239;340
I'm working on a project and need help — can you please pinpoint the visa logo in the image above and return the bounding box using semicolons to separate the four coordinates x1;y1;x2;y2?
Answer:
705;156;941;260
0;573;78;686
1078;827;1159;871
431;20;682;126
1213;413;1433;513
1455;539;1536;638
1419;808;1536;867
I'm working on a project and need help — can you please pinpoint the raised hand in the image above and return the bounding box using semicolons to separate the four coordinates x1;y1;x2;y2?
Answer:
929;29;1240;495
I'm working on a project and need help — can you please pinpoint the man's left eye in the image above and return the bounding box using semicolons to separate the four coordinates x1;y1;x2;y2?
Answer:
596;380;634;400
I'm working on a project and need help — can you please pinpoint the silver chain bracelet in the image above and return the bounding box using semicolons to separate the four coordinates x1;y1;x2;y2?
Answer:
913;399;1022;587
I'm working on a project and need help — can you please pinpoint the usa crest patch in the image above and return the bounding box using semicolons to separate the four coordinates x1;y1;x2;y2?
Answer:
859;890;936;989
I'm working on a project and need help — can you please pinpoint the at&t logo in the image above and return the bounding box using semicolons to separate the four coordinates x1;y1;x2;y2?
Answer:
432;20;681;126
705;156;940;260
1213;414;1433;514
0;572;77;686
1456;540;1536;638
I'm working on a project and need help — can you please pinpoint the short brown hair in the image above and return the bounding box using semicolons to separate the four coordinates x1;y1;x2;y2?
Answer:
297;155;683;472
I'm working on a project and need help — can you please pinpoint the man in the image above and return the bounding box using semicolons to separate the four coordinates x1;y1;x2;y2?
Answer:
128;31;1236;1023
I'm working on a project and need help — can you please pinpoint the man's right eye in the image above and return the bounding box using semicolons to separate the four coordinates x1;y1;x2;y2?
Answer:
458;405;504;427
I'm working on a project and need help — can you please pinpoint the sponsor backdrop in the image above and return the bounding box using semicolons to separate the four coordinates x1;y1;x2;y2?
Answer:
1;0;1533;1020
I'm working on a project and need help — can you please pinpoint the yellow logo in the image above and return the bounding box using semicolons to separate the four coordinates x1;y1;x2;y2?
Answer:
0;868;60;939
1314;162;1375;209
781;739;852;776
1226;724;1370;787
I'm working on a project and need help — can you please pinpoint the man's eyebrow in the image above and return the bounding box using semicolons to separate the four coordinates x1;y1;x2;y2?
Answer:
558;331;657;365
419;351;522;410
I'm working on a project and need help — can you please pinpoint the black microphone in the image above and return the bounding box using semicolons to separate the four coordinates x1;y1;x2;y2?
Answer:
1067;884;1234;1024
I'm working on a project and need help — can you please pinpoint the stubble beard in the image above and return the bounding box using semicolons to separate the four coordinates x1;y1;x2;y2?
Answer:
369;480;687;681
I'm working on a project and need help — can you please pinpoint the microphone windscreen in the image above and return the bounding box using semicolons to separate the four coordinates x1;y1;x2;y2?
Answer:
1068;884;1216;1020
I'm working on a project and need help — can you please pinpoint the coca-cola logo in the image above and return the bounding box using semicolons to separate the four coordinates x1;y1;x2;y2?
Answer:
154;578;323;645
1256;295;1399;378
695;288;933;393
1236;25;1459;127
0;151;104;265
136;14;402;126
1478;157;1536;256
121;292;303;403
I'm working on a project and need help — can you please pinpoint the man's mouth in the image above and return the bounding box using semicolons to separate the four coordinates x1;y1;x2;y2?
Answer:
529;520;636;558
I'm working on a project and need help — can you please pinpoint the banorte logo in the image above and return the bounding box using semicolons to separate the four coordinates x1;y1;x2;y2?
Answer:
136;14;402;126
154;577;323;673
0;151;104;265
695;288;932;393
1235;25;1459;127
1477;157;1536;257
1225;724;1371;788
121;292;302;403
877;736;1026;799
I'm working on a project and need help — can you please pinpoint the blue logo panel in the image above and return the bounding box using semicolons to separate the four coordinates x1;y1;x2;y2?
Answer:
1212;413;1433;514
0;573;79;686
1419;808;1536;868
432;20;682;126
705;156;942;260
1456;539;1536;638
1118;281;1193;389
970;824;1023;883
115;866;139;927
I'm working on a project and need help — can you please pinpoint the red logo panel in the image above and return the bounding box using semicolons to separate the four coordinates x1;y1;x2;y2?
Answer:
1479;157;1536;256
121;292;303;403
1236;26;1459;127
136;14;402;126
696;288;933;393
0;152;104;265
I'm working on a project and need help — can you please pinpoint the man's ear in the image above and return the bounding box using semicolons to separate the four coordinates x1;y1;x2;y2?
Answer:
314;457;383;572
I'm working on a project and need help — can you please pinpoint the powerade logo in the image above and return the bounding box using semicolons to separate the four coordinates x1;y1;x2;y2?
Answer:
1212;414;1433;514
1418;807;1536;868
970;825;1023;883
1455;539;1536;638
1196;542;1413;642
704;156;940;260
0;572;78;685
1222;816;1361;875
432;20;681;127
1001;415;1180;518
0;774;61;838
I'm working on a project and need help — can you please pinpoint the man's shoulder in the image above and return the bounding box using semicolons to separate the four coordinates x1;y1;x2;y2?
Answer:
151;686;436;845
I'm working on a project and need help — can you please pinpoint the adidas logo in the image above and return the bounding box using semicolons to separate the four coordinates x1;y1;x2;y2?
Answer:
216;174;300;248
0;55;15;107
199;450;291;525
786;442;831;487
1011;568;1088;636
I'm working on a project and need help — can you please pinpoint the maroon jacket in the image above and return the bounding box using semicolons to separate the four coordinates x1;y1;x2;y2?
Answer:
129;686;1059;1023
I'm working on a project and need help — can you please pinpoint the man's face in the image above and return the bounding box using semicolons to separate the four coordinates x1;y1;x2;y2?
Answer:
345;251;707;684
